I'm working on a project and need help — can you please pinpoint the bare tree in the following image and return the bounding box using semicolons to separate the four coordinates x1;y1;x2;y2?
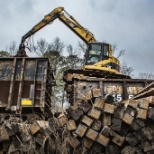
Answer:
43;37;66;109
120;61;134;76
32;38;48;56
138;72;154;79
66;44;83;69
77;41;86;54
67;44;73;55
47;37;65;55
6;41;17;56
0;51;11;57
112;44;118;54
112;44;125;58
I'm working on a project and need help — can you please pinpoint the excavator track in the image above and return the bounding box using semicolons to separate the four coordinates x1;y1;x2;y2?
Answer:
63;69;131;83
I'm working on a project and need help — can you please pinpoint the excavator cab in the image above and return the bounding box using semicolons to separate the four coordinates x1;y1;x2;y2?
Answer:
85;43;109;65
84;42;120;74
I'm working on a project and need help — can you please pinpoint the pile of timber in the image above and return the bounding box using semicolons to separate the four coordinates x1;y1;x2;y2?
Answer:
0;116;68;154
64;88;154;154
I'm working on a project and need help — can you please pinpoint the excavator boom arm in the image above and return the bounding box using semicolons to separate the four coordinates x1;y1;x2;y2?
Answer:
21;7;64;44
20;7;96;46
58;11;96;44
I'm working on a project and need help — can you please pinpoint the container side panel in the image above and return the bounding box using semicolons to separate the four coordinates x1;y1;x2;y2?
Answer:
0;81;11;105
24;60;36;80
0;60;13;80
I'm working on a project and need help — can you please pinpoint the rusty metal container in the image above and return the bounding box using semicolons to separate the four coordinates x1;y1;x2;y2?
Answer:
0;57;55;115
66;77;153;104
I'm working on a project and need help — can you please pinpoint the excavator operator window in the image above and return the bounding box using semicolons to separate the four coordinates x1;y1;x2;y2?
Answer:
91;44;102;51
86;44;102;64
104;45;108;57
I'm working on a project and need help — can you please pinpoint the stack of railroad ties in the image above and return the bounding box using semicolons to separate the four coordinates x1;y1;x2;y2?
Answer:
0;114;67;153
57;81;154;154
0;83;154;154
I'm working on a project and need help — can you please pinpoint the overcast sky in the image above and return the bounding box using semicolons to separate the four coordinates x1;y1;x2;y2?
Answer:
0;0;154;77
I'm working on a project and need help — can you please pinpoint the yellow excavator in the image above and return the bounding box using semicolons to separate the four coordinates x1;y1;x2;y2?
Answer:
18;7;129;79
